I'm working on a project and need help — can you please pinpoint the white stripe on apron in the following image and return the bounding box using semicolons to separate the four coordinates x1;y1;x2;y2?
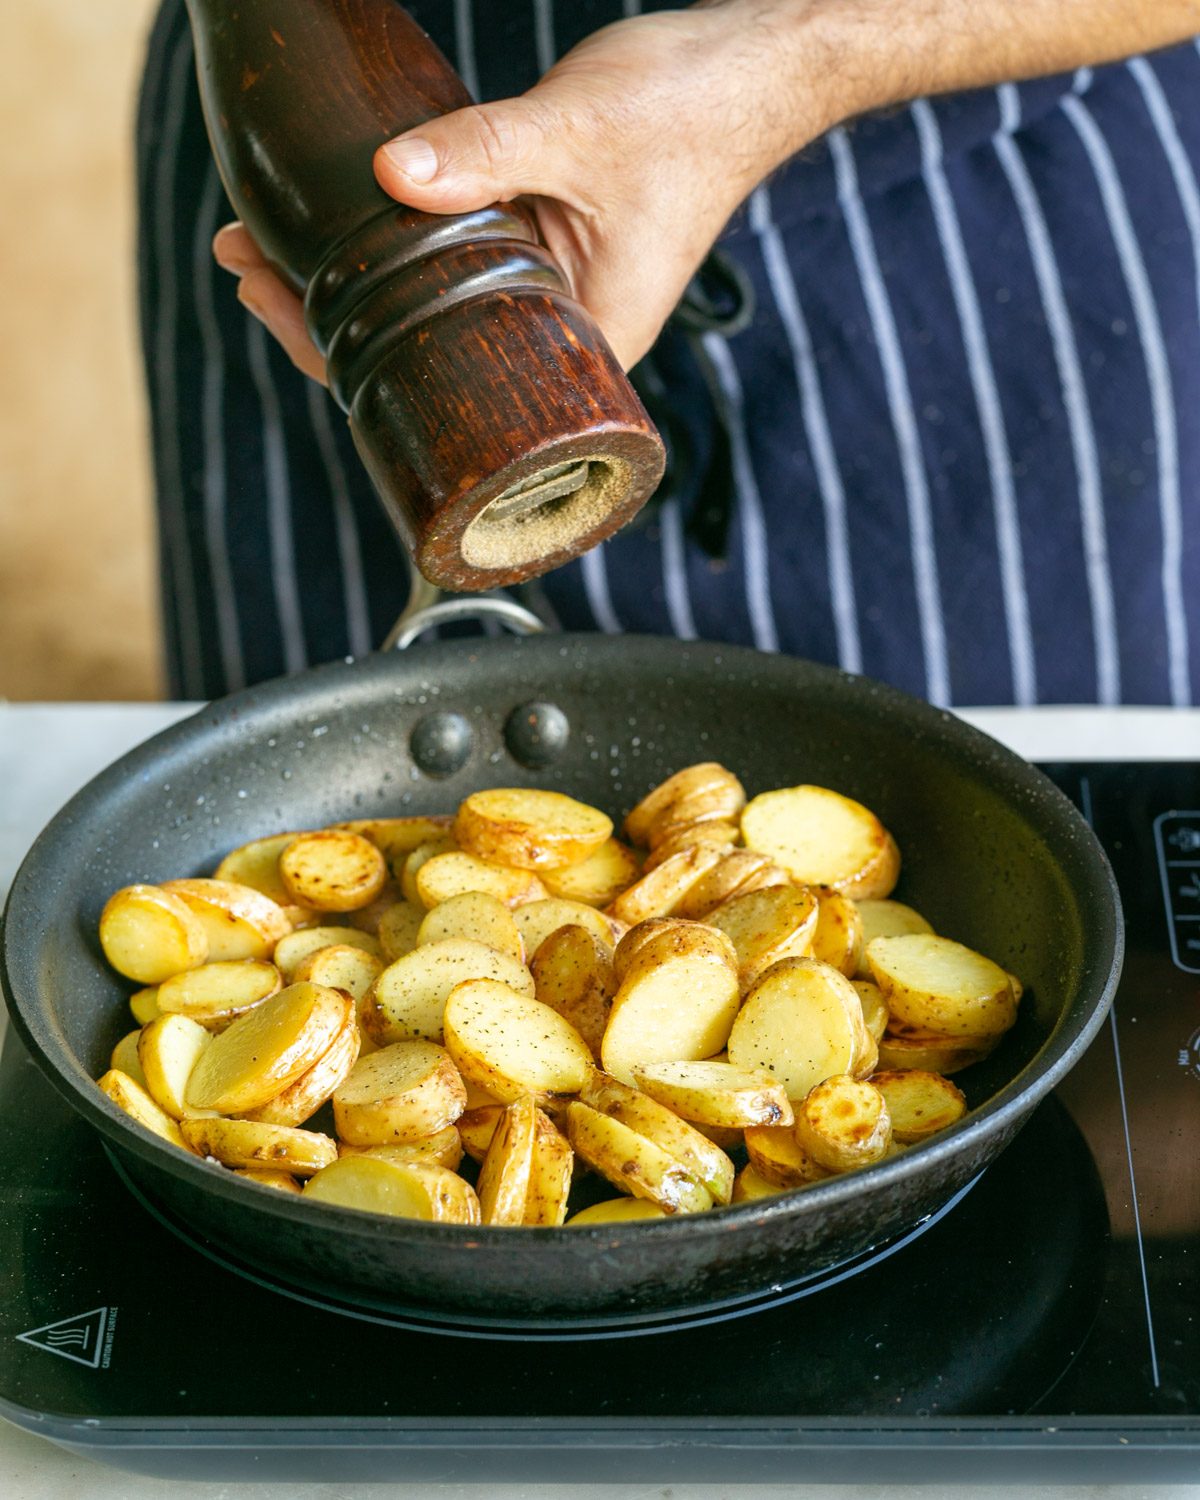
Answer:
453;0;480;100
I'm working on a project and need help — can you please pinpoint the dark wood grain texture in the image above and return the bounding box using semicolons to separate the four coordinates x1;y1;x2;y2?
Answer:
185;0;665;590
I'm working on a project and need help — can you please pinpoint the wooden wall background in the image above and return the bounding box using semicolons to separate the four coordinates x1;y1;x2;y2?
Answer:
0;1;163;701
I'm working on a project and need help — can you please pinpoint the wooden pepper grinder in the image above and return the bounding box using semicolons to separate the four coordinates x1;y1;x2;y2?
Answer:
184;0;665;591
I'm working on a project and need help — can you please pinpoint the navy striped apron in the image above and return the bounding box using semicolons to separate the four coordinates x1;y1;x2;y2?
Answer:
137;1;1200;707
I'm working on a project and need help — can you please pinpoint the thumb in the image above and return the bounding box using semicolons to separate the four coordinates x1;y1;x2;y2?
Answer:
374;97;570;213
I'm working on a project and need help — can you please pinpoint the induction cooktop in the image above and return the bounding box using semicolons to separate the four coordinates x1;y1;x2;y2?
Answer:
0;762;1197;1483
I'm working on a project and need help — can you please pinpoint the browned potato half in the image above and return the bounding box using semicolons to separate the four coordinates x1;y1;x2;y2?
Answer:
743;1123;832;1188
457;1103;505;1164
642;821;740;873
274;924;381;981
344;883;405;936
604;843;724;927
871;1068;967;1143
514;898;616;961
876;1024;998;1075
740;785;900;900
675;850;786;920
611;918;735;984
332;1040;467;1146
475;1095;538;1226
234;1168;302;1193
852;979;890;1044
292;943;384;1000
581;1071;735;1204
240;1015;361;1126
728;957;868;1101
853;898;934;977
706;885;819;991
732;1164;787;1203
97;1069;191;1153
377;902;425;962
630;1059;794;1129
542;838;642;907
624;763;745;848
455;789;613;872
304;1156;480;1223
795;1075;892;1172
161;878;292;962
414;852;549;912
400;837;459;905
867;934;1018;1038
181;1117;338;1176
110;1030;148;1088
809;888;865;978
278;830;386;913
566;1198;668;1225
129;986;161;1026
524;1110;574;1227
338;1125;463;1172
601;927;740;1086
530;923;615;1059
566;1102;712;1215
335;816;454;868
362;939;535;1046
157;958;282;1031
444;979;593;1103
417;891;524;963
99;885;208;984
185;982;352;1114
137;1013;213;1119
215;831;311;921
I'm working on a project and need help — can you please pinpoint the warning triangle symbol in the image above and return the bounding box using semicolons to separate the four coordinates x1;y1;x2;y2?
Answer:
15;1307;109;1369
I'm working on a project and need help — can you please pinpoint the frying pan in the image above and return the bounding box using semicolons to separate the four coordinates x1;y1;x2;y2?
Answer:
1;634;1122;1328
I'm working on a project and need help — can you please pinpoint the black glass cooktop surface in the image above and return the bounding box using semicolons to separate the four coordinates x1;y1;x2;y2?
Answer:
0;762;1197;1483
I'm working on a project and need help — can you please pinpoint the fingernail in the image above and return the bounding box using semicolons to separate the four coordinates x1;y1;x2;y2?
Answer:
212;224;253;273
236;277;267;318
381;136;439;183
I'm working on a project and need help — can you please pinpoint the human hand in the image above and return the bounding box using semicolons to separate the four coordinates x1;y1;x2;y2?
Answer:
214;2;838;379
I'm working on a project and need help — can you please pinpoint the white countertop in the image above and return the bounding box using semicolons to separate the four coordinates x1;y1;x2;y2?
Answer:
2;700;1198;1500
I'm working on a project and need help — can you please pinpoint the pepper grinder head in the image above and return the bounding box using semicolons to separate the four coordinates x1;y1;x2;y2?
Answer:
186;0;666;591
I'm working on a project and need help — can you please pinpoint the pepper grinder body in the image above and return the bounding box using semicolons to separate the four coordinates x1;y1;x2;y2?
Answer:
184;0;665;591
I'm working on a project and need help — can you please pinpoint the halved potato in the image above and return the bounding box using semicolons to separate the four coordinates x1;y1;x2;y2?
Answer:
731;1164;787;1202
457;1103;506;1164
706;885;819;991
377;901;425;962
97;1069;191;1152
604;843;724;927
475;1095;538;1226
332;1040;466;1146
852;979;890;1044
867;934;1018;1038
444;980;593;1104
292;943;384;1000
612;918;735;984
642;821;740;873
417;891;524;963
853;898;934;977
415;852;548;911
601;929;740;1086
876;1024;997;1075
161;878;292;962
455;789;613;872
542;838;642;907
99;885;208;984
278;830;386;913
234;1168;302;1193
580;1071;734;1204
344;883;405;936
215;831;311;921
809;888;865;978
566;1102;712;1215
675;851;786;920
530;923;615;1059
337;1126;464;1173
185;982;351;1114
624;763;745;848
400;837;459;905
180;1116;338;1176
871;1068;967;1143
129;986;162;1026
630;1059;793;1129
303;1156;480;1223
743;1123;831;1188
514;898;616;961
274;925;381;981
137;1013;213;1119
157;958;281;1031
740;785;900;900
110;1030;148;1089
566;1198;668;1225
728;957;868;1101
240;1014;361;1127
524;1110;574;1227
335;816;454;869
362;939;535;1046
794;1075;891;1172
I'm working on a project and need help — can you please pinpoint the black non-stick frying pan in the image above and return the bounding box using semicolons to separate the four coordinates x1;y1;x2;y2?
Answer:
1;635;1122;1327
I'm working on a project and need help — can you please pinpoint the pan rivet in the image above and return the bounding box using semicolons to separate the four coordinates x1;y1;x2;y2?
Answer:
410;712;473;777
504;701;570;768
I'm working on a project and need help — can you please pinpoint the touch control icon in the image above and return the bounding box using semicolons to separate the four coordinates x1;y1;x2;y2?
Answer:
1154;812;1200;975
15;1307;114;1369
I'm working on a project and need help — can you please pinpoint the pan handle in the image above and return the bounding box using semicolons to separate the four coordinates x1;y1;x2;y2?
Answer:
384;595;547;652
